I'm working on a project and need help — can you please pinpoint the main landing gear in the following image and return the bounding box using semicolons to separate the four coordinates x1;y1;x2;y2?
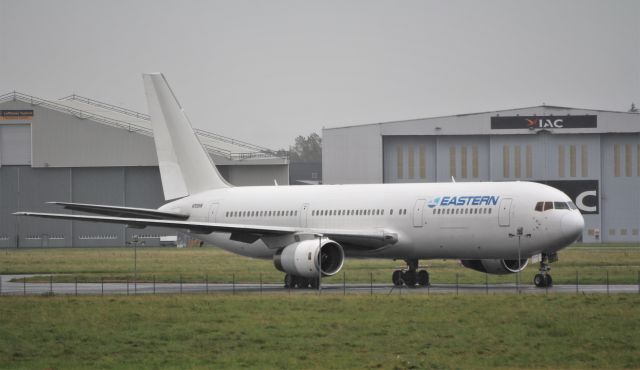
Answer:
533;252;556;288
284;274;319;289
392;259;430;287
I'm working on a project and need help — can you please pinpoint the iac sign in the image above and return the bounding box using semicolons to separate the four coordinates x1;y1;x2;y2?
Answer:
526;118;564;128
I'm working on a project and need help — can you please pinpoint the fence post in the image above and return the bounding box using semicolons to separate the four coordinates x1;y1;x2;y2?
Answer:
180;274;183;295
456;273;459;296
370;272;373;296
153;275;156;295
23;277;26;296
101;277;104;296
206;274;209;295
232;273;235;295
343;271;346;296
576;270;579;295
75;277;78;296
485;273;488;295
50;275;53;295
127;279;129;296
259;273;262;296
606;270;609;296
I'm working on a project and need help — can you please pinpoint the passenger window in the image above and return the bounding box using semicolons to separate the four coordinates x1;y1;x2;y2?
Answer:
543;202;553;211
535;202;543;212
390;209;393;215
554;202;569;210
488;208;492;214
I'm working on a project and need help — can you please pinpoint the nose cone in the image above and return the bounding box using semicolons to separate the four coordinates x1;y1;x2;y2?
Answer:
561;212;584;241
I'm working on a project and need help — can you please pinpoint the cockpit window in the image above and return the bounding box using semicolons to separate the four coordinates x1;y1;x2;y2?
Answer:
554;202;569;210
537;201;575;211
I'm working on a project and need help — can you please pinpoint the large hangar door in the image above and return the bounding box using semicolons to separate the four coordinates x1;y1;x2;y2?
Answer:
0;124;31;165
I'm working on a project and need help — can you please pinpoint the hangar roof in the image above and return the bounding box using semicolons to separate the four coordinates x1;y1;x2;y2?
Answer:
0;91;287;162
325;105;639;136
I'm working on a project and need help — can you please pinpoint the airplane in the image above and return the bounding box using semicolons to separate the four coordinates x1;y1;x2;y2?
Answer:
14;73;585;289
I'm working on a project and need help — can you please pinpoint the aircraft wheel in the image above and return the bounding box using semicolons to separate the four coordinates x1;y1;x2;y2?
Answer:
392;270;403;286
284;274;294;288
534;274;544;288
310;277;319;289
403;271;417;287
417;270;430;286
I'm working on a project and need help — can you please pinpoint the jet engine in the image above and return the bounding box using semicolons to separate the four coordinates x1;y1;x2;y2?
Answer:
461;258;529;275
273;239;344;278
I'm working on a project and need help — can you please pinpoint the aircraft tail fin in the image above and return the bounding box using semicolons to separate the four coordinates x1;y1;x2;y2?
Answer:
143;73;230;200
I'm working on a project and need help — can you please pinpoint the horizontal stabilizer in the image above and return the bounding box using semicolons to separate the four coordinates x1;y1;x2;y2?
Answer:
48;202;189;220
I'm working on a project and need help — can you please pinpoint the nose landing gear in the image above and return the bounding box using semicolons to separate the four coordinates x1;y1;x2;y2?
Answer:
392;259;430;287
533;252;556;288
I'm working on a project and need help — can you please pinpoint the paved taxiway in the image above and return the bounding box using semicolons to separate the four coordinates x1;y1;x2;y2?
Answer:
1;275;638;296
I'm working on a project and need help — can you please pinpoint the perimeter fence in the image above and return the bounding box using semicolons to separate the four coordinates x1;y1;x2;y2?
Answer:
2;269;640;297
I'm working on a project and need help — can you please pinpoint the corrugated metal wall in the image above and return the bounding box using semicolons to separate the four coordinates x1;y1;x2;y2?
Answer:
0;166;170;248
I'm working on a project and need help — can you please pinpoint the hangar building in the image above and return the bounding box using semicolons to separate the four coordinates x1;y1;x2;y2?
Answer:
323;105;640;243
0;92;288;248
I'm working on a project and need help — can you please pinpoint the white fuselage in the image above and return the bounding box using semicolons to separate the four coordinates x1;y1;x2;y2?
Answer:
159;181;584;262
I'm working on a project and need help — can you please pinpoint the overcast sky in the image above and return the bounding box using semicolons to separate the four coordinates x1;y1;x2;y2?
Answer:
1;0;638;149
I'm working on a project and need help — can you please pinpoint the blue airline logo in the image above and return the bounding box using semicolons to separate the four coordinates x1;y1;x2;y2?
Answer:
427;195;500;208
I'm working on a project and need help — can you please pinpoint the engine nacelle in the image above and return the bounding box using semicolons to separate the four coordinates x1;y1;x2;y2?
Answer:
461;258;529;275
273;239;345;278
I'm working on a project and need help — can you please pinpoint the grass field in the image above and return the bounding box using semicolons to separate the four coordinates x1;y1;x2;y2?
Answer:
1;244;640;285
0;294;638;369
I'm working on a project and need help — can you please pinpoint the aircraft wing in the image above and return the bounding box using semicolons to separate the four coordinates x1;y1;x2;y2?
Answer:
13;212;397;251
47;202;189;220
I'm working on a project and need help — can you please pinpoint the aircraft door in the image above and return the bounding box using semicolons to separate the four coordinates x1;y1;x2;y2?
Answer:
300;203;310;227
208;203;219;222
498;198;512;226
413;199;425;227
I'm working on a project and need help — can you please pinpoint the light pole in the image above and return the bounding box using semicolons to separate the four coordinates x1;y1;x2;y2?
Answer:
508;227;531;291
126;235;144;294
